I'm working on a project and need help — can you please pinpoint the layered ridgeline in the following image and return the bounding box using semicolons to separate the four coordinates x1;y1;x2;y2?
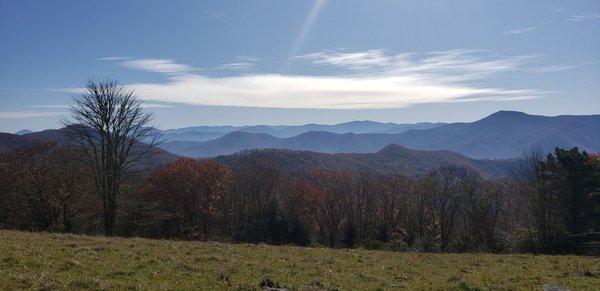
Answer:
0;130;512;178
0;129;513;179
3;111;598;167
161;120;443;142
157;111;600;159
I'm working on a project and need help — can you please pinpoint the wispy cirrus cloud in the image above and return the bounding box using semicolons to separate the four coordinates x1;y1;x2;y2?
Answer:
97;49;545;110
529;65;575;73
297;49;536;81
32;105;70;108
119;58;199;75
0;111;64;119
217;62;254;70
295;49;392;70
566;13;600;22
504;26;537;35
141;103;173;108
97;56;131;61
217;56;259;71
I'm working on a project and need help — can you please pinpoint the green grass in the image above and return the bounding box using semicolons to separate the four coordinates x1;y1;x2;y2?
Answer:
1;230;598;290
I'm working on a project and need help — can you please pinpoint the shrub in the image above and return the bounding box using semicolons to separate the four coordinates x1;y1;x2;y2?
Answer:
362;239;385;250
386;239;409;252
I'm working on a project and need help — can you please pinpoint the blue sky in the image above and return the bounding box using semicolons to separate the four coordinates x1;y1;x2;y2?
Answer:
0;0;599;132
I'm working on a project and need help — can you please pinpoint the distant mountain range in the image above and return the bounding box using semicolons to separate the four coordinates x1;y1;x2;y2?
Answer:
2;110;598;178
157;111;600;159
5;111;600;161
161;121;443;141
215;145;514;179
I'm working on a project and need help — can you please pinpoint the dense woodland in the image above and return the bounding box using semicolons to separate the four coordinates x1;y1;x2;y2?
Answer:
1;141;598;254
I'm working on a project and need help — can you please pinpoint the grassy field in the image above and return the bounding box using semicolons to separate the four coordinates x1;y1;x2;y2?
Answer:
1;230;598;290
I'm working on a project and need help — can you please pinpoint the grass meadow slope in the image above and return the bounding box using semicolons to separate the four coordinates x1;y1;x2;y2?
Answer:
1;230;599;290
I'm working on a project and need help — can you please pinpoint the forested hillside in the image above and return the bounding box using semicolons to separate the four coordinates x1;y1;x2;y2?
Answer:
215;144;514;179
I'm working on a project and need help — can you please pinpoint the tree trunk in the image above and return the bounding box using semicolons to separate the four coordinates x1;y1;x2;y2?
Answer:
103;187;118;236
104;202;117;236
62;204;73;232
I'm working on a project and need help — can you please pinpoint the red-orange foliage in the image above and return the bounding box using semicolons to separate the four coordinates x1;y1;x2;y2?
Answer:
140;157;231;238
282;180;323;238
311;170;354;247
0;142;93;232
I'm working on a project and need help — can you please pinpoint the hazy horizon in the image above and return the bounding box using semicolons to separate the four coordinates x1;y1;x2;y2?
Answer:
6;110;600;134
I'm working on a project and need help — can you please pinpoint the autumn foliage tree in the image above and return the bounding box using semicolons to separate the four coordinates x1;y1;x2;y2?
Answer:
279;180;322;245
228;156;284;242
312;170;353;247
0;142;92;232
139;158;231;239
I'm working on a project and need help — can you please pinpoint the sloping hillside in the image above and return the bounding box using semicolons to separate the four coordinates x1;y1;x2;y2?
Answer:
0;128;178;169
0;133;30;152
214;144;514;179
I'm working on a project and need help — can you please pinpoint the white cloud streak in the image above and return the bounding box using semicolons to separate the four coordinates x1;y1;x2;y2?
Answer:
32;105;70;108
217;62;254;70
97;56;131;61
102;50;544;110
127;74;541;109
120;58;198;75
295;50;392;70
0;111;64;119
504;26;537;34
217;56;260;71
297;49;536;80
530;65;574;73
141;103;173;108
567;13;600;22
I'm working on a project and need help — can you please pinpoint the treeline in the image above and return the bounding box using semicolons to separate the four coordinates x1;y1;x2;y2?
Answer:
1;142;598;254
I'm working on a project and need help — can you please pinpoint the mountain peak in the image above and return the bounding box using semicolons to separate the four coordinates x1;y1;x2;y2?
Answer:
15;129;34;135
478;111;532;124
377;144;412;154
487;110;528;118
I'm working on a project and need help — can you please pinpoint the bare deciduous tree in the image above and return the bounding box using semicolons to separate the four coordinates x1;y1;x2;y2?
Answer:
63;79;159;235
